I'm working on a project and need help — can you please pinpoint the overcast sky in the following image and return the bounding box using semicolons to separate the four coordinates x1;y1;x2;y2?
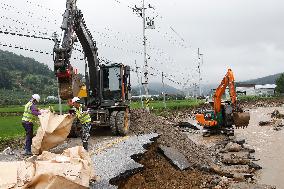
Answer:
0;0;283;89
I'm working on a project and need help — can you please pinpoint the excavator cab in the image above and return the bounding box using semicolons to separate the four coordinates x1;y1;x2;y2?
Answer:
100;64;131;105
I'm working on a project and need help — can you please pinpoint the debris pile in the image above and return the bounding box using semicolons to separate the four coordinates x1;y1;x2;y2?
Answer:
258;109;284;131
130;109;216;167
0;146;95;189
212;138;263;186
238;98;284;109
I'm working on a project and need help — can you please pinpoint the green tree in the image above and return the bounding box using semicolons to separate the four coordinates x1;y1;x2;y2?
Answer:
275;74;284;94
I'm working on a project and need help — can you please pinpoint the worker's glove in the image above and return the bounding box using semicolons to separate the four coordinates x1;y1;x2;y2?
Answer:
39;109;49;114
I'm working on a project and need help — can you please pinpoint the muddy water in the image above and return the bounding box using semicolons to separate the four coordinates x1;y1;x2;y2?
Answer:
186;107;284;188
235;107;284;188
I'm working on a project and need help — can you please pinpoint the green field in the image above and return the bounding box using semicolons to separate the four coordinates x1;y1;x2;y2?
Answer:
0;99;203;141
0;116;24;140
131;99;204;110
0;104;69;113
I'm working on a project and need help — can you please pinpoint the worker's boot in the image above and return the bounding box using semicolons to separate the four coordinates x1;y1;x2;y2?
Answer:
83;142;88;151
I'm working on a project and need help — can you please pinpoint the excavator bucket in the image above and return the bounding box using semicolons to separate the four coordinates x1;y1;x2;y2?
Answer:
59;81;73;100
59;75;84;100
233;112;250;128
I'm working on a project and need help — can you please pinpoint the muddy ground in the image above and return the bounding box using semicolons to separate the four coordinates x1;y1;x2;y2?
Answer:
0;97;283;188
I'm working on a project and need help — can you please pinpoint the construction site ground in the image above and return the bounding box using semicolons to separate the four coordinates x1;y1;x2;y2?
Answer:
0;98;283;188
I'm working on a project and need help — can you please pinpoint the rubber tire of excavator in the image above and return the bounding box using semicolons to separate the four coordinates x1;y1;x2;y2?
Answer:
116;111;130;136
110;111;118;135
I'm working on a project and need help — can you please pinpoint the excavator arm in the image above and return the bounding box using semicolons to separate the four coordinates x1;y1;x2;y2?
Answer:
53;0;99;100
213;69;236;114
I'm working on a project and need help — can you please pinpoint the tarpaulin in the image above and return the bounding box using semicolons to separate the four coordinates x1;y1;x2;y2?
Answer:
0;146;95;189
32;111;75;155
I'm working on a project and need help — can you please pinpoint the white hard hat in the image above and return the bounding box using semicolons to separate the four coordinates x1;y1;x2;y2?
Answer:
32;94;40;102
72;97;81;103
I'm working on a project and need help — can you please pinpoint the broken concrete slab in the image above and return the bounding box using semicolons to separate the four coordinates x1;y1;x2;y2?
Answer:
222;152;250;165
248;162;262;170
92;133;159;189
158;145;191;171
224;142;242;152
232;173;254;182
221;165;251;174
223;152;250;159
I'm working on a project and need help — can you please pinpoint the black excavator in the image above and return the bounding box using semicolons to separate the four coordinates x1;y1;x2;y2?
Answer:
53;0;131;137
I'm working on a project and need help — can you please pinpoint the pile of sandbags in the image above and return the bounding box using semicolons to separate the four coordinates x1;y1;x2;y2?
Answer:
32;111;75;155
0;146;95;189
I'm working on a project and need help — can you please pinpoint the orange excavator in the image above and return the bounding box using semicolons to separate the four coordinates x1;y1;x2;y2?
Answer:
196;69;250;137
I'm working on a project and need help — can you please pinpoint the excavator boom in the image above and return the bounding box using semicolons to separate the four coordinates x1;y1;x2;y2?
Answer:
53;0;99;100
213;69;236;114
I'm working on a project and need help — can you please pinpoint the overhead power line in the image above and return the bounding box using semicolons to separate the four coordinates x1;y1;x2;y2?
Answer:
0;29;53;41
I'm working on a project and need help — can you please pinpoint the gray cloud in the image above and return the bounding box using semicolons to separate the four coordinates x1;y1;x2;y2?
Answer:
0;0;283;88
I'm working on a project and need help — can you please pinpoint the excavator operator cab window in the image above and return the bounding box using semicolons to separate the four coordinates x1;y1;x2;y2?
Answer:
102;66;122;101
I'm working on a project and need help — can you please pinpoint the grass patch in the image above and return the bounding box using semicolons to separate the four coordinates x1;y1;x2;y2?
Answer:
0;116;24;140
131;99;204;111
0;116;39;142
0;104;69;113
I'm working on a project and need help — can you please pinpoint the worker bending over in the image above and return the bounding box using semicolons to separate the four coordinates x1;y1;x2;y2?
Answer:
71;97;92;151
22;94;41;155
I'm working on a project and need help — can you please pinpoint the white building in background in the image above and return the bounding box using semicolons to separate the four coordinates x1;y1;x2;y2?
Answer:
255;84;276;96
236;84;256;96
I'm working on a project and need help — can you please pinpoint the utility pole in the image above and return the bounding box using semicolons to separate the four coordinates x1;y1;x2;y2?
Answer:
133;1;155;111
135;60;144;108
197;48;203;97
162;72;166;108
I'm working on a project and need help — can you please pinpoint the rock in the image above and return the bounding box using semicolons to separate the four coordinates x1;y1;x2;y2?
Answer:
233;139;246;146
248;162;262;170
271;109;284;119
259;121;272;126
221;165;251;174
233;173;253;182
1;147;13;155
225;142;242;152
222;153;250;165
243;147;255;153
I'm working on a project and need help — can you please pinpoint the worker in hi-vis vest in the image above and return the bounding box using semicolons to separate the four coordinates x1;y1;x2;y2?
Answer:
22;94;41;155
71;97;92;151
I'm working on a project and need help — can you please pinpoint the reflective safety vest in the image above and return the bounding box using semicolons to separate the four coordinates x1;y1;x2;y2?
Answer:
22;101;36;123
75;105;91;124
